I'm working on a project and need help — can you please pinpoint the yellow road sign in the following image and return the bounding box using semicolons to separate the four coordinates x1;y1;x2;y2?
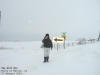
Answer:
61;35;66;40
53;37;64;43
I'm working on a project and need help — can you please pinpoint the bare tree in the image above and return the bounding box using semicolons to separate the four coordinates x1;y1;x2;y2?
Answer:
77;38;86;45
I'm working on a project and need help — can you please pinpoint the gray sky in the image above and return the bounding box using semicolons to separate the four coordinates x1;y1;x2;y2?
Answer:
0;0;100;41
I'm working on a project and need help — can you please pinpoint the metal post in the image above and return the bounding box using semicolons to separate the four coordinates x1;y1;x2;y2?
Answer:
63;40;65;49
57;43;58;51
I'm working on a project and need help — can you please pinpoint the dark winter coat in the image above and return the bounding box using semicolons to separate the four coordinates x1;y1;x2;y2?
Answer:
42;38;53;48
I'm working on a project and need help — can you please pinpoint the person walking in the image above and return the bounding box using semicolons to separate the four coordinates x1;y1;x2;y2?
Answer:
42;34;53;62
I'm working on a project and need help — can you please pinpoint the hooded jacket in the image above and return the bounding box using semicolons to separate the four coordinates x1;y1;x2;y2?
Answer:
42;38;53;48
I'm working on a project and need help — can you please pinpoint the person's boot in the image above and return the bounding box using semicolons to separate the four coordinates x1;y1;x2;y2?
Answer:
47;56;49;62
43;57;46;62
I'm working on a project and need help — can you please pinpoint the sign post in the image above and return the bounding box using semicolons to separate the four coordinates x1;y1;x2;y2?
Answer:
61;32;67;49
53;37;64;50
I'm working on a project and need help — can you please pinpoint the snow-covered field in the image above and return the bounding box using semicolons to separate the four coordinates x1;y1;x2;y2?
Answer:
0;41;100;75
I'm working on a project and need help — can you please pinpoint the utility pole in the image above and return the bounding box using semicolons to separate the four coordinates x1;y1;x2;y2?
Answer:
0;10;1;24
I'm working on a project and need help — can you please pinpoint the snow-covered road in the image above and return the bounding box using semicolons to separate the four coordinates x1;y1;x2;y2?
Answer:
0;41;100;75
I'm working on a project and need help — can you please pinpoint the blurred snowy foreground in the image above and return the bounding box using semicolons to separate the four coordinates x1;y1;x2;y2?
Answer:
0;41;100;75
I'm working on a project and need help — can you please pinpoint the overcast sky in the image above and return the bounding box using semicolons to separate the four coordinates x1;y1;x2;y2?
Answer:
0;0;100;41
